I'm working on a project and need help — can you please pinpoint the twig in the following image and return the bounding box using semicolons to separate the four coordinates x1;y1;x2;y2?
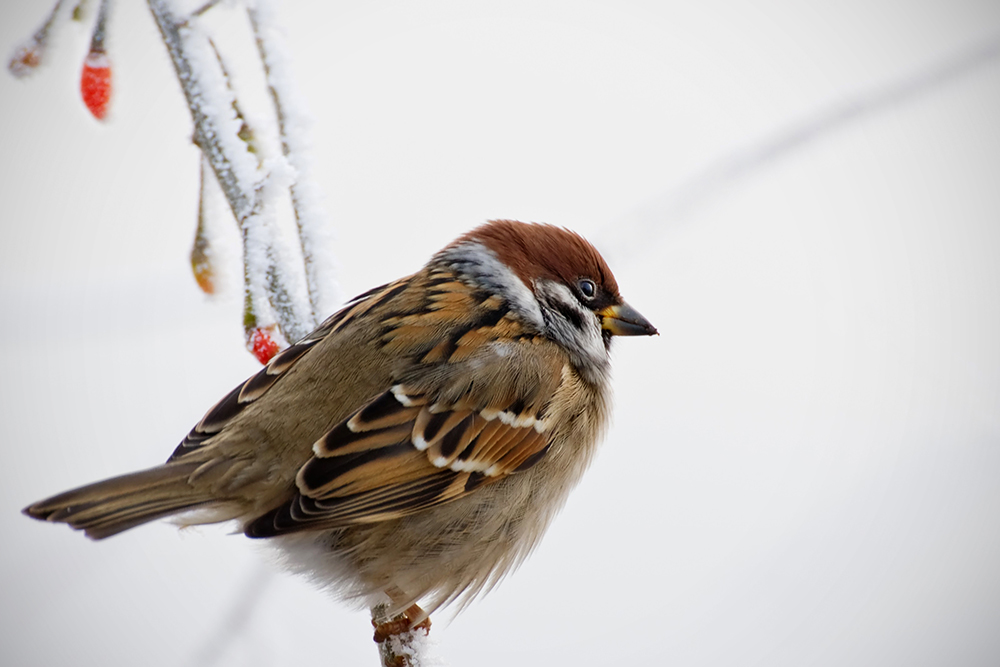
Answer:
190;565;276;667
148;0;314;345
190;0;221;19
247;0;341;319
89;0;109;53
149;0;257;224
371;604;439;667
190;157;216;294
8;0;66;77
206;35;315;343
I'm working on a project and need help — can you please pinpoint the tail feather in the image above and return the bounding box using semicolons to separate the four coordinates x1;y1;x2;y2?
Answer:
23;462;215;540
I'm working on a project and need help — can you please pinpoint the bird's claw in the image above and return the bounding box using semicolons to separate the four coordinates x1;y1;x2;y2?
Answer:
372;604;431;643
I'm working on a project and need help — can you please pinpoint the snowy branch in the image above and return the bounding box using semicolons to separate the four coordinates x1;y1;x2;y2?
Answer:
149;0;318;352
371;604;442;667
248;0;340;319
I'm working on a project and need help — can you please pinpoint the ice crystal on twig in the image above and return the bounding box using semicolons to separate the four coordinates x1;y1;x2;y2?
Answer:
248;0;341;319
149;0;319;351
371;604;445;667
8;0;66;78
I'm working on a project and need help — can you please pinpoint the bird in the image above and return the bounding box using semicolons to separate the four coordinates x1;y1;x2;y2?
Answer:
23;219;657;639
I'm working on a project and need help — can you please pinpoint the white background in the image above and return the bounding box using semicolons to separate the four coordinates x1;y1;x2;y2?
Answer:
2;1;999;665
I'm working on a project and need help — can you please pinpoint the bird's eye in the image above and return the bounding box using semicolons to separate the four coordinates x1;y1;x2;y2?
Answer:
578;278;597;299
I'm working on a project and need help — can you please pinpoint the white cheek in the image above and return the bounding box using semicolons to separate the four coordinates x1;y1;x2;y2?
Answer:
535;280;609;372
578;318;607;361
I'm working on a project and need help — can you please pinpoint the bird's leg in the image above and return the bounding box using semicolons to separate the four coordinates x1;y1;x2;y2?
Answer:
371;602;432;643
371;598;433;667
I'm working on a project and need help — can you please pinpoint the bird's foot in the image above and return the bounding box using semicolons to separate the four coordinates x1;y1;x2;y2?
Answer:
372;603;431;643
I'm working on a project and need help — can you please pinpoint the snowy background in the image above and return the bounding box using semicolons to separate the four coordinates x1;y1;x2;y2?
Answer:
3;1;1000;665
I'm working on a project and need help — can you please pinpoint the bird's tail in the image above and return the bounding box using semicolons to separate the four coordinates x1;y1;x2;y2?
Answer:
23;462;219;540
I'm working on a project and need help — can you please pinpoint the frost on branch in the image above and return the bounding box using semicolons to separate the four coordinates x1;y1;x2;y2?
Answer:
149;0;340;358
249;0;341;319
371;603;446;667
8;0;340;363
8;0;66;78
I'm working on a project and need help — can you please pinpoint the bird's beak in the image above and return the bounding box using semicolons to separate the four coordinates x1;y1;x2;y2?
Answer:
599;302;658;336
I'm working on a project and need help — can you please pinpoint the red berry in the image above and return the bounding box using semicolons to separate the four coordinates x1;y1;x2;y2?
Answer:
249;327;280;365
80;51;112;120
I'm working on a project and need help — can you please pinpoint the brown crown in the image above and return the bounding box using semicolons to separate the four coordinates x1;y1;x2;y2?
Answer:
457;220;620;299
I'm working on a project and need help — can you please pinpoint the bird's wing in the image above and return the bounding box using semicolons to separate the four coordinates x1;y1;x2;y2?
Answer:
244;306;570;537
167;277;412;462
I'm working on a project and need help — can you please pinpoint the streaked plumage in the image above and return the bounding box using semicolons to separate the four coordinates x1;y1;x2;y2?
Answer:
24;219;656;625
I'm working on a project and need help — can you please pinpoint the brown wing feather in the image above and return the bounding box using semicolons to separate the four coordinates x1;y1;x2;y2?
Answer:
245;332;569;538
167;278;412;462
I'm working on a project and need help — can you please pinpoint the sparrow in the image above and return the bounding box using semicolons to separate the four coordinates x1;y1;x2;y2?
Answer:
24;219;656;635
